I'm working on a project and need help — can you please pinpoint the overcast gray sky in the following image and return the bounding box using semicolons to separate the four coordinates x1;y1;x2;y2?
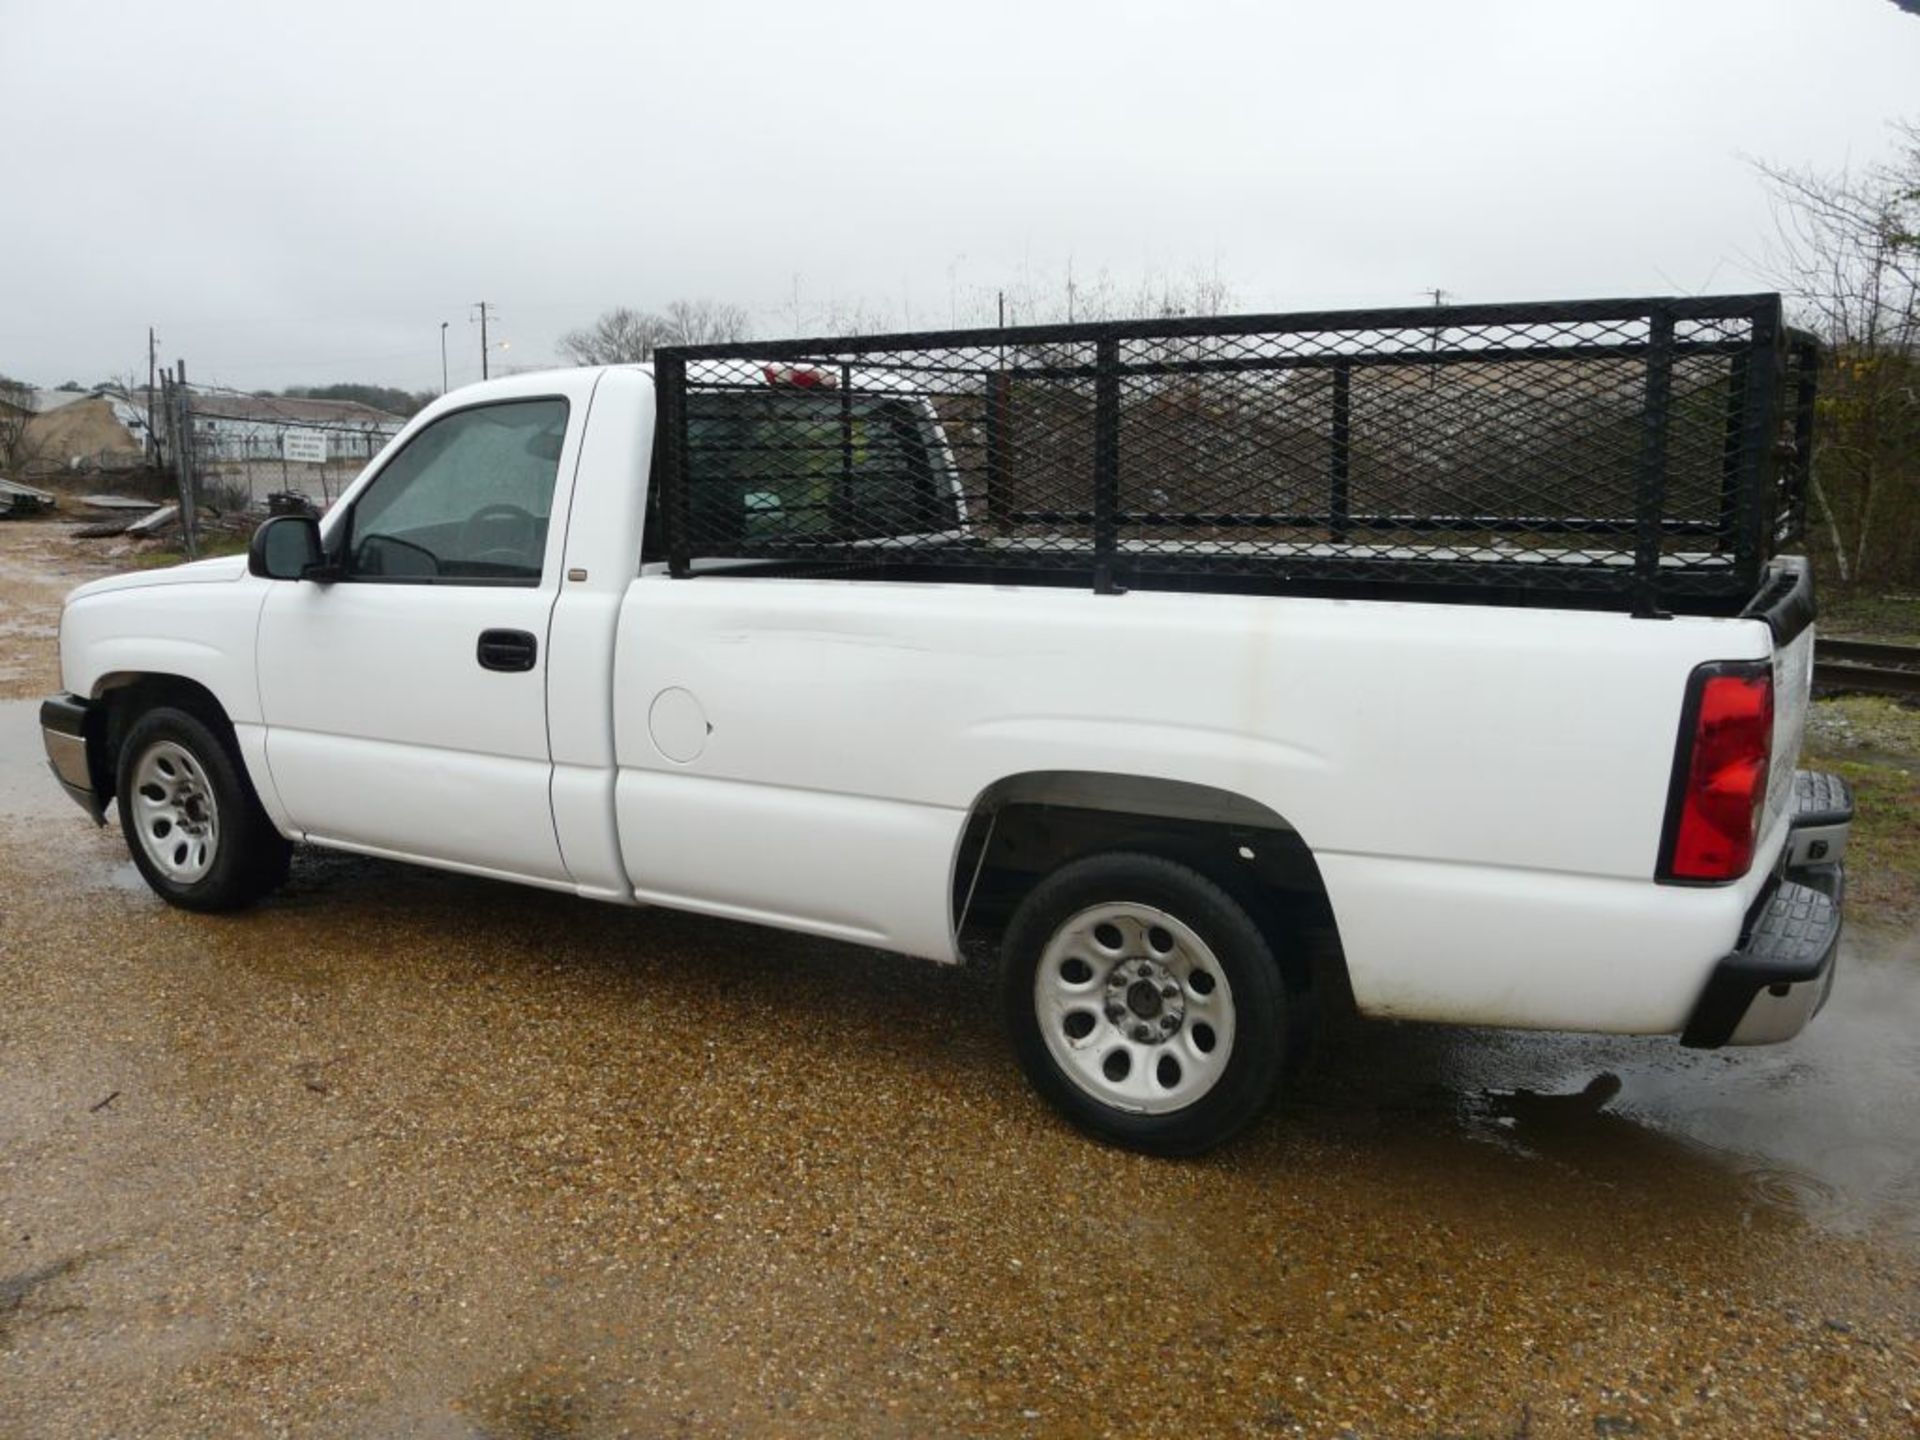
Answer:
2;0;1916;395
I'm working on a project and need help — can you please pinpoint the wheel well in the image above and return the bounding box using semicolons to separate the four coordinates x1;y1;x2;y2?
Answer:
952;772;1349;1007
88;674;233;806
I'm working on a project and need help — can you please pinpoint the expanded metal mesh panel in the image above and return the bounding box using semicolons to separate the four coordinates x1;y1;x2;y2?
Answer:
657;296;1815;612
1776;336;1820;548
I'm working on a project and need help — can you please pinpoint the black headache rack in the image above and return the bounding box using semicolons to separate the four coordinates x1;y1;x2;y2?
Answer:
653;294;1820;616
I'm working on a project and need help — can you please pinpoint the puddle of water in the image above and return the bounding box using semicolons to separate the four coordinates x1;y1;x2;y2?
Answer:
0;698;65;819
0;701;149;898
101;859;153;893
1310;921;1920;1247
1602;925;1920;1241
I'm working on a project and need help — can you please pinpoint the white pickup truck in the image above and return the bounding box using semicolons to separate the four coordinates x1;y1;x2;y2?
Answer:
41;296;1853;1153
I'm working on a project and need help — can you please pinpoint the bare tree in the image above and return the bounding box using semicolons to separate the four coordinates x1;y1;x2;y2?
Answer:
0;377;35;474
658;299;751;347
95;372;158;462
557;307;667;366
757;264;1243;340
1753;121;1920;585
807;297;896;337
985;263;1238;328
558;299;752;365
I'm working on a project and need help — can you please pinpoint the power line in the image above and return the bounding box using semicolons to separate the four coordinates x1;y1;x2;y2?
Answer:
176;344;444;372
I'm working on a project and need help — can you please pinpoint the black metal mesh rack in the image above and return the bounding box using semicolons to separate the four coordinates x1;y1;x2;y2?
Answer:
654;295;1819;615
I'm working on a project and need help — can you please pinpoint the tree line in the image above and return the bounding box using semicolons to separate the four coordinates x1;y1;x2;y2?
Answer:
1757;118;1920;592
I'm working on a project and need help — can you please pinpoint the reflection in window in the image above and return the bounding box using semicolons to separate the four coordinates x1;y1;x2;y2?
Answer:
682;391;958;548
348;399;569;583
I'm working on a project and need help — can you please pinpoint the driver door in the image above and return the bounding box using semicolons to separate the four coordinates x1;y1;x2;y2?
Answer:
256;387;588;884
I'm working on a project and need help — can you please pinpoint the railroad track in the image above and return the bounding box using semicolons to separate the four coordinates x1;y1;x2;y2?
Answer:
1815;637;1920;699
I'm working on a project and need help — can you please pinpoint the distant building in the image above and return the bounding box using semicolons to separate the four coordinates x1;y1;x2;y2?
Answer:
8;384;410;497
27;388;97;415
128;389;407;461
12;389;148;474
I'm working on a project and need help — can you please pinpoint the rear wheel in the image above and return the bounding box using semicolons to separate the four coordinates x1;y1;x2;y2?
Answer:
116;705;290;911
1001;852;1289;1155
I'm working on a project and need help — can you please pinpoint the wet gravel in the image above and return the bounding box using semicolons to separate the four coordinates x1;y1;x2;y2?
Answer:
2;528;1918;1437
0;521;113;701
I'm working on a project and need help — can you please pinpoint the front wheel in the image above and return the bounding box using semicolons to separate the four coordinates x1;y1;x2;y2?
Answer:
116;705;290;912
1001;852;1290;1156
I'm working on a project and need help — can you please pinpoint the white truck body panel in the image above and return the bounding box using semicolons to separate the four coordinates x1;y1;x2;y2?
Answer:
607;571;1782;1030
259;582;569;881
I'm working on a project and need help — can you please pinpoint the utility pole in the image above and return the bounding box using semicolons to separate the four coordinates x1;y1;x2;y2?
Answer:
146;327;158;465
1423;288;1450;389
473;302;493;380
997;289;1007;371
157;366;172;475
440;321;450;393
173;358;198;559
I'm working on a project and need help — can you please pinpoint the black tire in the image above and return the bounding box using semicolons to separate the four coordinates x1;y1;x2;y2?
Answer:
1001;851;1289;1156
115;704;291;912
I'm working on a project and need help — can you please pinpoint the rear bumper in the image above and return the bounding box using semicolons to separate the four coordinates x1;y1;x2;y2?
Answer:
40;693;106;824
1681;769;1851;1048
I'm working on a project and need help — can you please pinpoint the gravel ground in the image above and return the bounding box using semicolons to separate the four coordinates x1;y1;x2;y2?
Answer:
2;524;1917;1438
0;521;112;701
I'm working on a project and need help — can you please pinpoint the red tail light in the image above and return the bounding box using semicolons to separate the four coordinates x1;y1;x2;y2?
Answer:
1658;661;1774;882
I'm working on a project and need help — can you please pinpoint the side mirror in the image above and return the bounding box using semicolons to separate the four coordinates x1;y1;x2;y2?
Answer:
248;515;328;581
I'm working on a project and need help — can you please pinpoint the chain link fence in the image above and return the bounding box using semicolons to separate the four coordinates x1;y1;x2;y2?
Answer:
190;417;395;513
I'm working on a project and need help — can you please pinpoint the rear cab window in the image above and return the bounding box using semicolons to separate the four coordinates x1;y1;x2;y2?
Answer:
652;389;960;558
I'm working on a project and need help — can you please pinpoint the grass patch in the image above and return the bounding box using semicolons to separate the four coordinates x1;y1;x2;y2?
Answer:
1820;590;1920;641
1806;694;1920;758
1802;696;1920;929
1802;753;1920;926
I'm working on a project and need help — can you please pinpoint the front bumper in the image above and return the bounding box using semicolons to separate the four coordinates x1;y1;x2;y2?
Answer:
1681;769;1851;1048
41;693;106;824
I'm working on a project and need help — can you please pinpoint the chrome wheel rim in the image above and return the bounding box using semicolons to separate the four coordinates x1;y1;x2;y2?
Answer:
1034;902;1237;1115
130;739;220;885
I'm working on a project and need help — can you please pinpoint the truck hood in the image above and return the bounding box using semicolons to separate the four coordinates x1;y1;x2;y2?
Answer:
66;553;249;602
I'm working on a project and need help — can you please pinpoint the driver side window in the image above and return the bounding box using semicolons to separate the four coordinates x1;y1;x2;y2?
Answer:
344;398;570;585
